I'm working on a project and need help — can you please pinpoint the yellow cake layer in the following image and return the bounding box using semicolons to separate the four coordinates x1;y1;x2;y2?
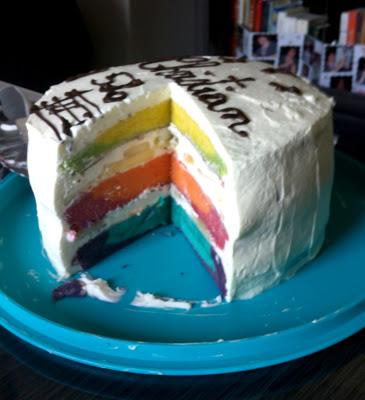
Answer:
171;102;226;175
96;100;171;147
63;99;227;176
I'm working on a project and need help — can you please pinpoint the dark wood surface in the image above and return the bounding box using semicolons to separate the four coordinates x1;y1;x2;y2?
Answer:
1;326;365;400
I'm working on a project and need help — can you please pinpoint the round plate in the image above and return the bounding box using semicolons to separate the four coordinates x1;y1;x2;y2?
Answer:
0;152;365;375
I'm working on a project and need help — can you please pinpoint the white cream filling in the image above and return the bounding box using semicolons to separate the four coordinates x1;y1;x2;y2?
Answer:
79;273;125;303
61;128;172;210
131;291;192;310
170;125;240;241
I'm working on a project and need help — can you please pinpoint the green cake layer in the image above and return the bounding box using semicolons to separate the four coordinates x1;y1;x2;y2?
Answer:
171;199;216;272
61;100;227;177
74;196;171;267
74;196;216;275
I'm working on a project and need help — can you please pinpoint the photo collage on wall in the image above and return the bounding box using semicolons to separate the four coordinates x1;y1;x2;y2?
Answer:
275;33;304;75
319;45;354;91
300;36;324;84
240;27;365;95
241;30;278;64
352;45;365;94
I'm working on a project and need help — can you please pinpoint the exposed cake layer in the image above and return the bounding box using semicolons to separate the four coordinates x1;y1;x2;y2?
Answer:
171;198;226;296
71;194;227;297
62;128;172;207
62;100;171;173
27;57;334;300
171;156;228;249
56;122;231;276
55;196;223;302
37;186;170;277
65;153;171;232
64;151;228;251
74;196;171;268
62;98;227;178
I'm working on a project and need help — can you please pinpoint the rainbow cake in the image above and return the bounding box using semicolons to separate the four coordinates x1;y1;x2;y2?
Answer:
26;56;334;301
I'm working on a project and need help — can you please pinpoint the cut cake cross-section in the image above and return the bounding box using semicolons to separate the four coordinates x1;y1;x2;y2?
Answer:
26;56;334;301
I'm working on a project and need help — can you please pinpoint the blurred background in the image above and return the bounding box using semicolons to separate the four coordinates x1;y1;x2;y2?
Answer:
0;0;364;161
0;0;363;91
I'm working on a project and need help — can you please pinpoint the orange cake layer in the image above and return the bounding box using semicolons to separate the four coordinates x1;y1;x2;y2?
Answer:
65;155;228;249
65;153;172;232
171;156;228;249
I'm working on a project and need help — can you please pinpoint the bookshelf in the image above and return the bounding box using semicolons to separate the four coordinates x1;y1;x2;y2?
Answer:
233;1;365;94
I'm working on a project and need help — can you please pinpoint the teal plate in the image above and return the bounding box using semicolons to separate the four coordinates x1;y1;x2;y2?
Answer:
0;152;365;376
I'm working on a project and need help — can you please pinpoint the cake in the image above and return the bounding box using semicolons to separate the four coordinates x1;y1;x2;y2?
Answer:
26;56;334;301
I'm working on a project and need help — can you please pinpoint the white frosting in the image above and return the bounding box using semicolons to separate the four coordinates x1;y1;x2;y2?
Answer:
79;273;125;303
200;295;223;308
131;291;192;310
27;57;334;301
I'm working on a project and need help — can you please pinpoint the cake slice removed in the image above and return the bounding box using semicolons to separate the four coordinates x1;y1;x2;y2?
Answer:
27;57;334;301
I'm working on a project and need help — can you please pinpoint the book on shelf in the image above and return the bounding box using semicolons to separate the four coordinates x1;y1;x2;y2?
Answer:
267;0;303;33
360;11;365;44
297;13;328;36
277;11;327;37
254;0;264;32
232;4;365;97
339;8;365;45
237;0;303;33
339;11;349;45
348;9;359;45
276;6;307;34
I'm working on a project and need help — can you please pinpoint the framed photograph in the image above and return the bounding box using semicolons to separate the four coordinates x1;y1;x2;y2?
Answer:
320;44;354;89
242;27;251;57
356;57;365;83
352;45;365;94
234;25;244;58
301;63;310;78
323;45;353;73
251;33;278;59
330;76;353;91
300;36;323;83
277;46;300;74
275;33;305;75
302;36;315;65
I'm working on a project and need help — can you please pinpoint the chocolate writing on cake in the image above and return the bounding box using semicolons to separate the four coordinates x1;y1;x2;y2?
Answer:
262;66;303;85
219;56;247;63
31;89;101;140
32;57;255;140
139;57;253;137
261;67;279;74
91;71;144;103
269;81;302;95
32;72;144;139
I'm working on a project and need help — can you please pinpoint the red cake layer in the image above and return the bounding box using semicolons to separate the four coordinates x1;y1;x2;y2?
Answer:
171;156;228;249
65;154;228;249
65;153;172;232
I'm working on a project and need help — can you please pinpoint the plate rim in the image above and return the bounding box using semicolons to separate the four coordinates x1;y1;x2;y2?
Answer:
1;290;365;375
1;152;365;375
